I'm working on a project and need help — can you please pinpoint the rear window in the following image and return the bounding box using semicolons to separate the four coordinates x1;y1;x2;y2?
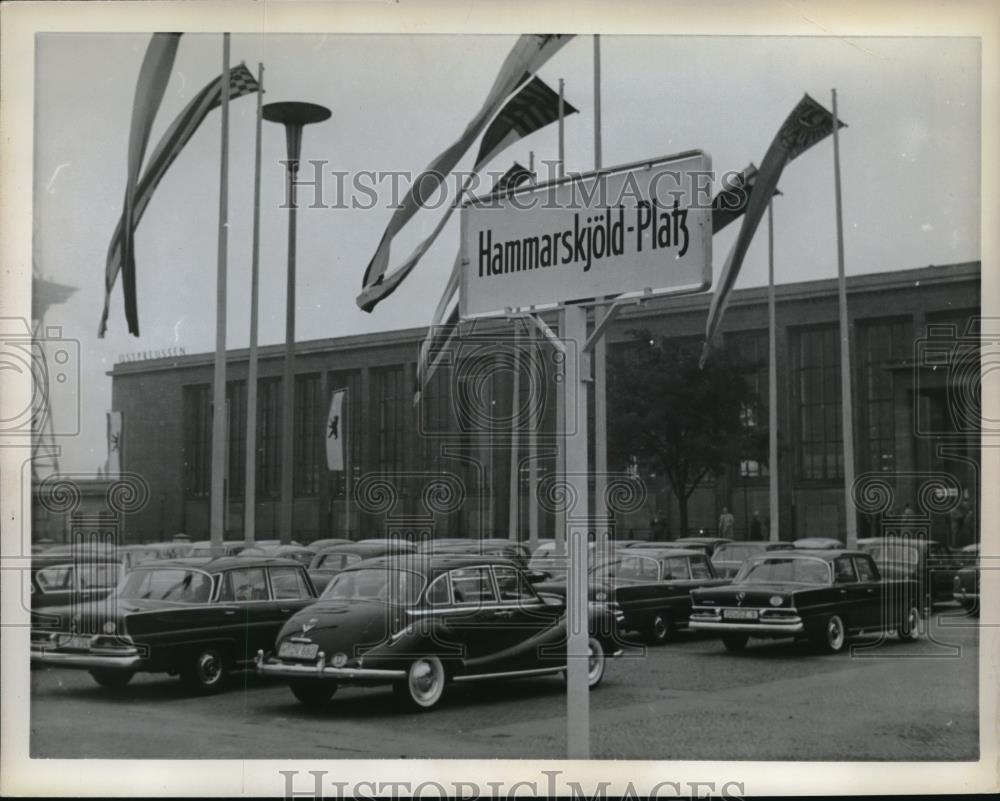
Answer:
689;556;713;579
118;568;213;603
269;567;313;600
714;544;762;562
316;552;362;571
450;567;498;605
737;557;831;585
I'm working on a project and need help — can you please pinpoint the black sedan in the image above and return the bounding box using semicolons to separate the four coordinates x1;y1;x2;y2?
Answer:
257;554;623;710
30;554;123;617
952;544;980;615
30;556;317;692
857;536;958;607
308;540;416;592
689;549;921;653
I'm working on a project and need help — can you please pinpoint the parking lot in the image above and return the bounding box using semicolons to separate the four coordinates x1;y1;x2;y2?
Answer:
30;605;979;761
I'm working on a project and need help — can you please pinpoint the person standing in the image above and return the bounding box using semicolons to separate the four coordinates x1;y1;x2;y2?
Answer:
750;510;763;541
718;507;735;539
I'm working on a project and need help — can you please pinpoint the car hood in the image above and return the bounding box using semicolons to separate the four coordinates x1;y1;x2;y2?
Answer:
275;599;402;655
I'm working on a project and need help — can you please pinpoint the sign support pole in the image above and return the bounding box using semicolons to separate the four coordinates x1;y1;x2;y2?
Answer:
562;304;590;759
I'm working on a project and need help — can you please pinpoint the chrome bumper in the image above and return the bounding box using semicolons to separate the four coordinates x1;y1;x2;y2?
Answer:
255;650;406;682
689;620;805;635
30;646;142;670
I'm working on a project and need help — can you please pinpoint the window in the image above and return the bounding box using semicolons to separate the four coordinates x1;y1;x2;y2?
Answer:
610;556;660;581
449;567;497;605
738;557;831;585
226;381;247;499
855;557;878;582
118;568;213;603
257;378;282;496
218;567;269;602
35;566;70;592
834;557;858;583
76;563;120;590
374;367;406;474
793;327;843;481
294;374;321;497
859;318;910;473
689;556;713;579
663;557;691;580
493;566;536;601
183;385;211;497
269;567;311;600
322;568;425;605
425;574;451;606
729;330;769;479
315;552;362;571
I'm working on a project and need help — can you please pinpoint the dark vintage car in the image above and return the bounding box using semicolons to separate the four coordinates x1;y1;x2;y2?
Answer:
857;536;958;607
308;540;416;592
417;538;532;570
257;554;623;710
689;549;921;653
30;556;317;692
535;546;729;644
30;555;123;617
711;541;794;578
953;544;980;615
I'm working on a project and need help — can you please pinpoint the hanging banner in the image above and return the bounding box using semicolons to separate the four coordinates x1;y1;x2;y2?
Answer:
107;411;123;476
325;389;346;471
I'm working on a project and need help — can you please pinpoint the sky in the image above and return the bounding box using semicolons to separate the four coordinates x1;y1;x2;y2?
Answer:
31;32;981;472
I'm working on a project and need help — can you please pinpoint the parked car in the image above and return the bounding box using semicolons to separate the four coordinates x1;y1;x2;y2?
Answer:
689;549;921;653
240;544;317;567
309;538;353;550
711;541;793;578
670;537;733;556
537;546;729;644
30;556;317;692
186;538;302;558
308;540;416;592
527;539;631;580
119;542;194;569
256;553;623;710
30;554;124;619
857;536;958;607
417;538;532;570
793;537;845;550
953;544;980;615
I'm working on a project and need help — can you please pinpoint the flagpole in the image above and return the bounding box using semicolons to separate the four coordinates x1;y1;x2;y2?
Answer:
345;389;353;538
527;324;539;553
209;33;231;557
592;34;609;554
508;326;520;541
244;62;264;548
832;88;858;548
767;199;779;541
557;78;565;178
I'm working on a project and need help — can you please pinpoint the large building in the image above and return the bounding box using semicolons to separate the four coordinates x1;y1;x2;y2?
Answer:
107;261;980;547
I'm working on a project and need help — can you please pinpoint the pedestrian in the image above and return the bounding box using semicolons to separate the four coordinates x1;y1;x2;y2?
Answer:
718;507;735;539
750;510;763;541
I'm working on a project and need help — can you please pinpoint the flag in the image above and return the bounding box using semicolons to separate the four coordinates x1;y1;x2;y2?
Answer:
490;162;535;196
712;163;783;234
357;36;574;311
116;33;182;338
326;389;347;471
99;62;260;337
107;411;123;476
700;94;846;368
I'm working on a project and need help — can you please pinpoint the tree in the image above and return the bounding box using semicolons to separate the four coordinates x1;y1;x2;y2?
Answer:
607;330;765;537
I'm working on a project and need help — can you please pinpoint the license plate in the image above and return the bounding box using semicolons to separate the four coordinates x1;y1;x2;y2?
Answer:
723;608;758;620
279;641;319;660
58;634;92;650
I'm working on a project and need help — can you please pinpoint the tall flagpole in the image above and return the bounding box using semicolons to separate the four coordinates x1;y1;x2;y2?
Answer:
344;389;353;538
832;88;858;548
592;34;609;553
508;325;520;541
557;78;565;178
767;199;779;541
244;62;264;548
210;33;231;556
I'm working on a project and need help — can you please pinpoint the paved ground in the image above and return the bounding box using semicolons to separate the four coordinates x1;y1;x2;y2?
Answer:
30;605;979;760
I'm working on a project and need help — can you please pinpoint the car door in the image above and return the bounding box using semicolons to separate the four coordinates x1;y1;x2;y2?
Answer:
832;555;871;632
214;566;271;662
488;565;559;670
444;566;505;666
852;554;883;632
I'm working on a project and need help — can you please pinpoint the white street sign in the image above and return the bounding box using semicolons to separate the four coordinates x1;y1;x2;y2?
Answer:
460;151;713;318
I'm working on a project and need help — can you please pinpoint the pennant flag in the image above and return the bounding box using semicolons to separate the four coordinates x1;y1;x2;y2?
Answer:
99;61;260;337
115;33;182;338
326;389;347;471
357;36;574;312
700;94;845;368
712;163;783;234
107;411;123;476
490;161;535;196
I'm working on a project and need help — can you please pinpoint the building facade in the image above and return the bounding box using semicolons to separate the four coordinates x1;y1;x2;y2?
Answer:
106;261;980;547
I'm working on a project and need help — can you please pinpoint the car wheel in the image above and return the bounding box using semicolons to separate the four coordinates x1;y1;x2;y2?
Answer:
586;637;606;688
897;606;922;642
644;613;674;645
721;633;749;652
88;668;134;689
289;679;338;706
812;615;846;654
395;656;446;711
181;647;228;693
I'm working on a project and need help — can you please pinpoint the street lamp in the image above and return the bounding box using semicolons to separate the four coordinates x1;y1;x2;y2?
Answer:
263;101;331;544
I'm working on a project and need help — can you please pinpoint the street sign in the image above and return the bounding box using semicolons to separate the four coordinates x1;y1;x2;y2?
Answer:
460;151;713;318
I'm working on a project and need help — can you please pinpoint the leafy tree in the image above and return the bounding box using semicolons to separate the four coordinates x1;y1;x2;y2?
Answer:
608;330;765;537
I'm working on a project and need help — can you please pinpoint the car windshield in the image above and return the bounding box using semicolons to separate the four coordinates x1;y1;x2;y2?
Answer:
736;557;831;585
714;544;765;562
117;568;213;603
867;544;919;566
321;568;426;606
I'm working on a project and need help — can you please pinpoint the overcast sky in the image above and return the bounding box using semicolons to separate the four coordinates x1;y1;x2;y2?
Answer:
32;33;980;472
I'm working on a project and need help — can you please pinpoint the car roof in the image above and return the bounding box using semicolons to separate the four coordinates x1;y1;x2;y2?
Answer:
130;556;305;572
751;548;870;561
857;536;939;547
32;553;122;566
675;536;732;544
343;553;520;573
611;546;706;559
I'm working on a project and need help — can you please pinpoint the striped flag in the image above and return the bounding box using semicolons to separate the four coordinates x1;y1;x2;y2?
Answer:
357;35;574;312
115;33;182;338
99;61;260;337
700;94;845;368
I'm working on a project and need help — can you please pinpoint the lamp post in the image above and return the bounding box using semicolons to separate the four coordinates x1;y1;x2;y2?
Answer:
263;101;331;543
